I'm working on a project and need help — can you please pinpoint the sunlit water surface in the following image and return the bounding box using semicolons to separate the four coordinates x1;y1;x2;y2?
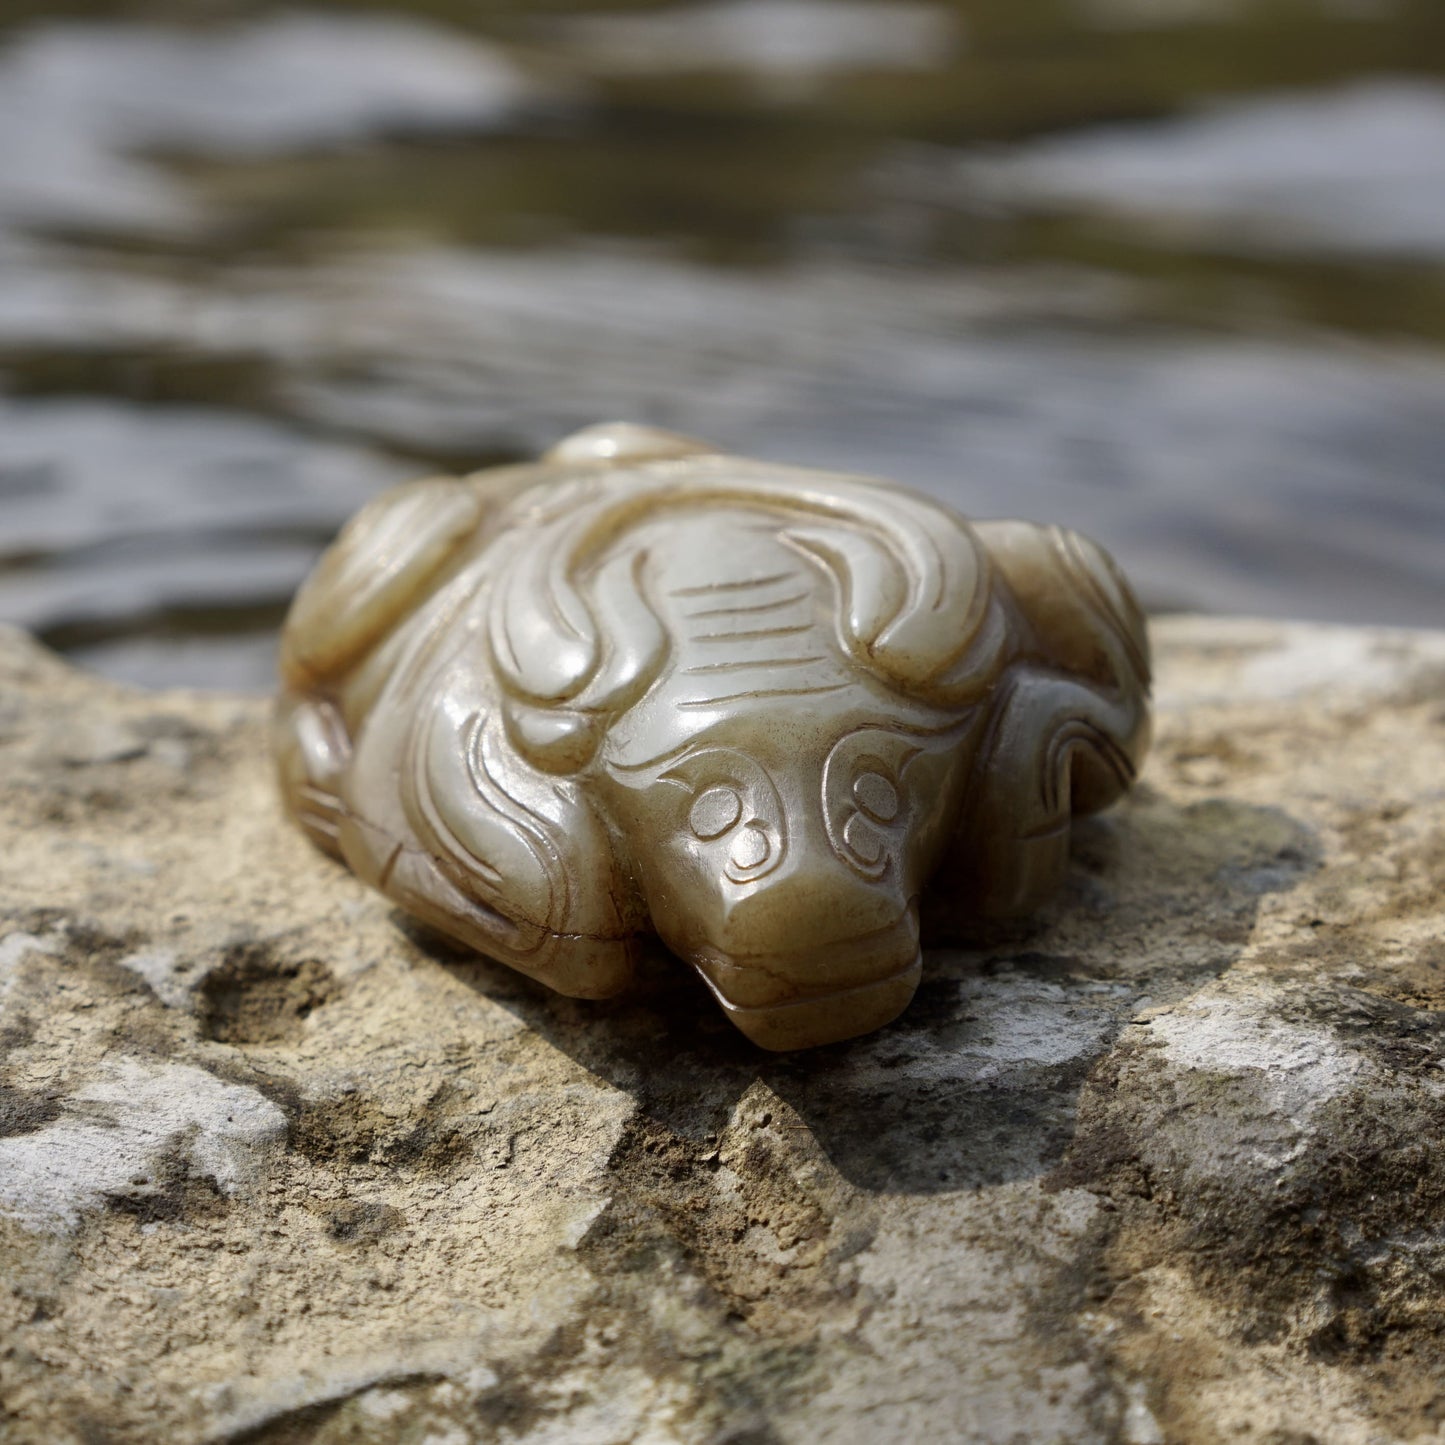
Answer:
0;0;1441;688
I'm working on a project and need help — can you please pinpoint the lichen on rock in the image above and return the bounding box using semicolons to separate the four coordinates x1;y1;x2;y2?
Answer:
1;616;1443;1443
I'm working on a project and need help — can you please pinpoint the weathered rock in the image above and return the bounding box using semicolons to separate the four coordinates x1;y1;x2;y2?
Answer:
0;615;1443;1444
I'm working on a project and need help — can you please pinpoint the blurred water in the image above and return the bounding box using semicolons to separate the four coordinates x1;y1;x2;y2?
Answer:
0;0;1441;689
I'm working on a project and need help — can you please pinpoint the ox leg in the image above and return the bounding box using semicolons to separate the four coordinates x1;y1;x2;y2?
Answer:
931;672;1144;928
273;693;352;858
328;805;640;1004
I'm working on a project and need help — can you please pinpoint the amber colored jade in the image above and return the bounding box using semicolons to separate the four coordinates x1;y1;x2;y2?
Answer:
275;424;1152;1050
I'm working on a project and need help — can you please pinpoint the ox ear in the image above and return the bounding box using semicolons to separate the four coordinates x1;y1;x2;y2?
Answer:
397;671;642;998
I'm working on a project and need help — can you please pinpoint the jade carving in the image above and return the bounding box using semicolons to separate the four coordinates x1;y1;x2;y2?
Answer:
275;424;1152;1049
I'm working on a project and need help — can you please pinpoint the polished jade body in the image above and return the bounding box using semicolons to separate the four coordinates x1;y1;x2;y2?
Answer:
275;424;1151;1049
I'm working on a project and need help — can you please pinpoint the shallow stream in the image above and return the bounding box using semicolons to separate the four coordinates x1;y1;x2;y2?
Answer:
1;0;1441;687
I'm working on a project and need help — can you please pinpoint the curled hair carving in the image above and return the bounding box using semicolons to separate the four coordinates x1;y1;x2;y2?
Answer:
487;455;997;769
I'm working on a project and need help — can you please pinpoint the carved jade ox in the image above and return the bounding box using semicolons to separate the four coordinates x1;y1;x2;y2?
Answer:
275;424;1151;1049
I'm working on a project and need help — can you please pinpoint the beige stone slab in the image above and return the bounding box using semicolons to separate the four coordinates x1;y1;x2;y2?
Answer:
0;615;1442;1443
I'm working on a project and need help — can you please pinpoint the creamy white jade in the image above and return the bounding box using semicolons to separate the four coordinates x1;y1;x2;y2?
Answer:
275;424;1152;1049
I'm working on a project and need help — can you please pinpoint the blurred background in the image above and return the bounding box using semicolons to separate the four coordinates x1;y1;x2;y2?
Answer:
0;0;1441;689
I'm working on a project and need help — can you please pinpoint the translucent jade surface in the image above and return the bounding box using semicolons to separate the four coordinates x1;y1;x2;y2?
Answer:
275;424;1152;1049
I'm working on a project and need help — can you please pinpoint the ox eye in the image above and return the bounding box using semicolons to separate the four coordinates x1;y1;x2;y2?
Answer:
729;824;771;873
821;730;935;880
853;770;899;823
842;813;884;866
689;785;742;840
660;746;787;884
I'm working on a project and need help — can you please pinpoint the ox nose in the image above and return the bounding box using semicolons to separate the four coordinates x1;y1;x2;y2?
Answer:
687;863;922;1049
714;864;908;959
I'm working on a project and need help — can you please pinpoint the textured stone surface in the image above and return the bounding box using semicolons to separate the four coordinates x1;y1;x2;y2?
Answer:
1;615;1443;1443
